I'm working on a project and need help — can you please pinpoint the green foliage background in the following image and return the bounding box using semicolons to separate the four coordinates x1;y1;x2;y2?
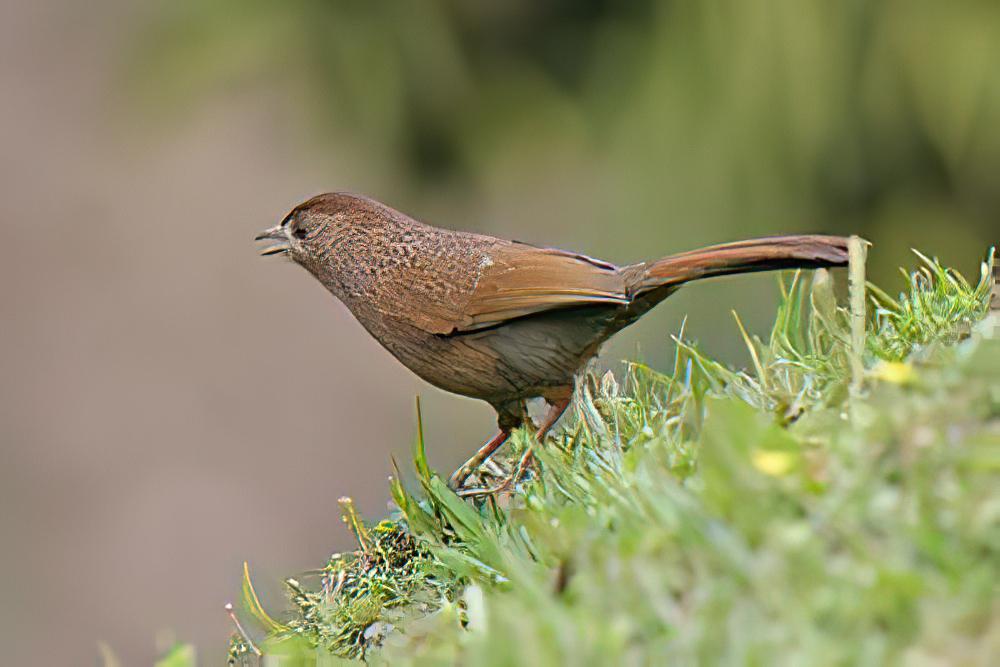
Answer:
138;0;999;290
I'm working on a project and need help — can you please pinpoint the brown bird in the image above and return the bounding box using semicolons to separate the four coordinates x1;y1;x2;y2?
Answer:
256;193;849;494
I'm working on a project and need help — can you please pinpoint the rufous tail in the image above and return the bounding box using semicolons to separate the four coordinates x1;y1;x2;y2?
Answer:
633;235;850;292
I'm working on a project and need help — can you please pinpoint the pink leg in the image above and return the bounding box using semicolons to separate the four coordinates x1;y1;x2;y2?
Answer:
448;428;512;490
534;396;573;438
458;397;572;498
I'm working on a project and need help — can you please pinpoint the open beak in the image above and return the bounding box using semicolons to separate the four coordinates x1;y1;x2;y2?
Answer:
254;225;290;256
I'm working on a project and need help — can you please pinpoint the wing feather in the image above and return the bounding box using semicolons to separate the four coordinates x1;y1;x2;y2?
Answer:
452;243;629;332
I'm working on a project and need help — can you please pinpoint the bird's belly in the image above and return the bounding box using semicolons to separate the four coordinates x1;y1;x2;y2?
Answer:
455;305;623;400
357;314;517;401
358;305;623;405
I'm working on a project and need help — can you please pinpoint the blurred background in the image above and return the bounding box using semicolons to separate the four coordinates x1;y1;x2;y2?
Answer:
1;0;997;664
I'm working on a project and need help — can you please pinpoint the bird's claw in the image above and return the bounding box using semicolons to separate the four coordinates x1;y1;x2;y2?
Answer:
454;447;535;498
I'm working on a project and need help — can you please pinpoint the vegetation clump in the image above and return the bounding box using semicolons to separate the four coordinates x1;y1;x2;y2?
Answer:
227;248;997;666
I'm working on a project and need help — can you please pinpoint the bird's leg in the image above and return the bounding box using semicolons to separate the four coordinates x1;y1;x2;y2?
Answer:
536;395;573;441
505;396;572;485
448;428;512;490
458;396;572;498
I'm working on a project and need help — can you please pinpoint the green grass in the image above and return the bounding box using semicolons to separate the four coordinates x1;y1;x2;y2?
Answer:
223;247;997;667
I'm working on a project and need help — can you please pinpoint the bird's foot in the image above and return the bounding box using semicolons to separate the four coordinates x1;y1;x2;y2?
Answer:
452;397;570;498
448;428;511;490
455;446;535;498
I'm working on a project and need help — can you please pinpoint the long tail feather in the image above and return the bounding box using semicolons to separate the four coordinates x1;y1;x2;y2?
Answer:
632;235;850;292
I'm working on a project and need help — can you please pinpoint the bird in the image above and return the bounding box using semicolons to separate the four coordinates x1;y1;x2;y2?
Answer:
256;192;850;494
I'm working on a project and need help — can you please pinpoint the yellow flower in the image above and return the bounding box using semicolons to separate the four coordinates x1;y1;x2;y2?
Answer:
752;450;795;476
871;361;917;385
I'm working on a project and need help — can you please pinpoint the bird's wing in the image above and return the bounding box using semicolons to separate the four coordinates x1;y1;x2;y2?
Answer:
446;242;630;333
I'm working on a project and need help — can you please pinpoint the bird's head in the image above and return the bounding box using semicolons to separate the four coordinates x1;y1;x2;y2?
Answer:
254;192;393;266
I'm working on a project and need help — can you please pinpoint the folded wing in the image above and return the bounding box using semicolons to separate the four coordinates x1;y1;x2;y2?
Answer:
451;243;629;332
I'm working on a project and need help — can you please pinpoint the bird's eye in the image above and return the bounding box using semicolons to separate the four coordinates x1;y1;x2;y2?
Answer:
291;222;308;240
